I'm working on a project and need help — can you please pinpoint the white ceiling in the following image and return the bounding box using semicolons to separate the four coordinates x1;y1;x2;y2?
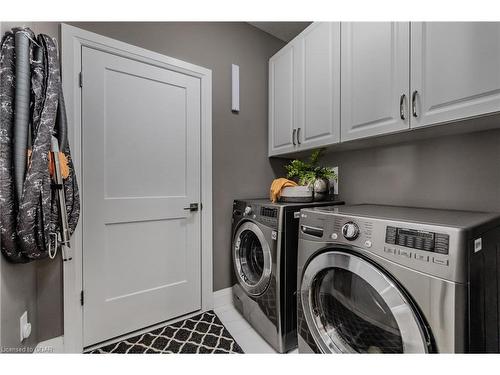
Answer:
248;22;311;42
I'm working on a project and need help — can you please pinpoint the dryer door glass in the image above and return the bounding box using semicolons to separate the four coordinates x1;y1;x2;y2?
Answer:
301;251;428;353
233;222;272;296
238;230;265;285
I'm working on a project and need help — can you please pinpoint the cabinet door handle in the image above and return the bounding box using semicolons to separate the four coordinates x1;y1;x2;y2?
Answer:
412;90;418;118
399;94;406;120
292;129;296;146
297;127;301;145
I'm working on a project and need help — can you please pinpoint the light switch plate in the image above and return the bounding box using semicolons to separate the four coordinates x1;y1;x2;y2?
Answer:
329;166;339;195
20;310;30;342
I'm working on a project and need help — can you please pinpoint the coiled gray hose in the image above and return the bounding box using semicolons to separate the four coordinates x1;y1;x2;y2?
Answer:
13;30;31;201
57;87;68;151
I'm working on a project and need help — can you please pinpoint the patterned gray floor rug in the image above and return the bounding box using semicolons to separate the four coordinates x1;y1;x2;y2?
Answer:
87;311;244;354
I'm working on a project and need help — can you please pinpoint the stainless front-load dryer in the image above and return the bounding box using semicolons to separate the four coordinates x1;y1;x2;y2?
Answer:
297;204;500;353
231;199;343;353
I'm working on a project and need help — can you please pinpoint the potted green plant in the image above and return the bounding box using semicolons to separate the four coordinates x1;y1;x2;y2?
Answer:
283;148;337;201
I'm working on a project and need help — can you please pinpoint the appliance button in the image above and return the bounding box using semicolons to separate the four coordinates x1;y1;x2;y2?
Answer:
433;257;449;266
384;246;396;254
331;233;338;240
364;240;372;248
414;253;429;262
398;249;412;258
244;206;252;216
434;245;449;255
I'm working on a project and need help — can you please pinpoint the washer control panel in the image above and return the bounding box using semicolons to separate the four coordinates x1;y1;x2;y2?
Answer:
385;226;449;254
299;207;465;283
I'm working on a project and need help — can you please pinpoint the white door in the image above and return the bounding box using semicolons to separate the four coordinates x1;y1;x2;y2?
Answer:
341;22;410;142
295;22;341;150
411;22;500;128
269;43;298;156
82;46;201;346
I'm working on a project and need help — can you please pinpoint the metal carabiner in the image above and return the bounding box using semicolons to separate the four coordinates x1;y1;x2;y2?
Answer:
48;232;59;259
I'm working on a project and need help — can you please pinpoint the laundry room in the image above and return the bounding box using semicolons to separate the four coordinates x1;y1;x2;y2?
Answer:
2;0;500;373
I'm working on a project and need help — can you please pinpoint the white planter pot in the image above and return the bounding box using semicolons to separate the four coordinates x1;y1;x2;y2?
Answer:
279;185;313;203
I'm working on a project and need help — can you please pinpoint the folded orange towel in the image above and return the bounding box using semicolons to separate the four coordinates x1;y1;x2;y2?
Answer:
270;178;298;203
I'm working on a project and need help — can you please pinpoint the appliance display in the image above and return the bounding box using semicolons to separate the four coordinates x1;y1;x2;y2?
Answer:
231;198;343;353
297;204;500;353
385;226;449;254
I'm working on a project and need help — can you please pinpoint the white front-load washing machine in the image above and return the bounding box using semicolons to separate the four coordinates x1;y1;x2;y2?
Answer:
297;204;500;353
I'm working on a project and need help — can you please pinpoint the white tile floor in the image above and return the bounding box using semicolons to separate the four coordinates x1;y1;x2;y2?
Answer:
37;288;297;354
213;288;298;354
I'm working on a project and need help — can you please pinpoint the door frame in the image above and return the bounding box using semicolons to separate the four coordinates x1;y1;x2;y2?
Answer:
60;23;213;353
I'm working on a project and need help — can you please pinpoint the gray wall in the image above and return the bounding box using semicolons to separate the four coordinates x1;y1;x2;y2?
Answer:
68;22;286;293
3;21;500;350
1;21;60;351
323;127;500;212
0;22;285;347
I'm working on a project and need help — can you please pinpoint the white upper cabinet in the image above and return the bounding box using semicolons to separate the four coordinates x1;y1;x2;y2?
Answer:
269;42;298;156
410;22;500;128
295;22;341;150
341;22;410;142
269;22;500;156
269;22;340;156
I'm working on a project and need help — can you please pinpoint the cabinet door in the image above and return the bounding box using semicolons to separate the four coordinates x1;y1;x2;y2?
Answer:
269;44;298;156
295;22;341;150
411;22;500;128
341;22;410;142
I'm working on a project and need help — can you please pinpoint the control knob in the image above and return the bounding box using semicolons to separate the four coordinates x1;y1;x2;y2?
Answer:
244;206;252;216
342;222;359;241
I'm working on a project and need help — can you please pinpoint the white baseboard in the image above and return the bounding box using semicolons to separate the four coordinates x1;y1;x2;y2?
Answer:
34;336;64;354
213;287;233;309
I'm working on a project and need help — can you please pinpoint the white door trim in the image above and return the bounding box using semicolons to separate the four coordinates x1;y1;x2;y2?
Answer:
60;23;213;353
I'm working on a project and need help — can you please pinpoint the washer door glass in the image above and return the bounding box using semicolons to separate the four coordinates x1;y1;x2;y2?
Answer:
234;222;272;296
313;268;402;353
301;251;429;353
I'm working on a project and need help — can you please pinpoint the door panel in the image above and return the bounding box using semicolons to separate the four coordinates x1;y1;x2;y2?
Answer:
341;22;410;141
269;45;296;155
82;46;201;346
233;222;272;296
296;22;340;150
104;69;187;198
411;22;500;128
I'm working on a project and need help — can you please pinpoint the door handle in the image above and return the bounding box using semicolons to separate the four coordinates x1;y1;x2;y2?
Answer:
297;127;301;145
292;129;296;146
399;94;406;120
184;203;199;212
412;90;418;118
